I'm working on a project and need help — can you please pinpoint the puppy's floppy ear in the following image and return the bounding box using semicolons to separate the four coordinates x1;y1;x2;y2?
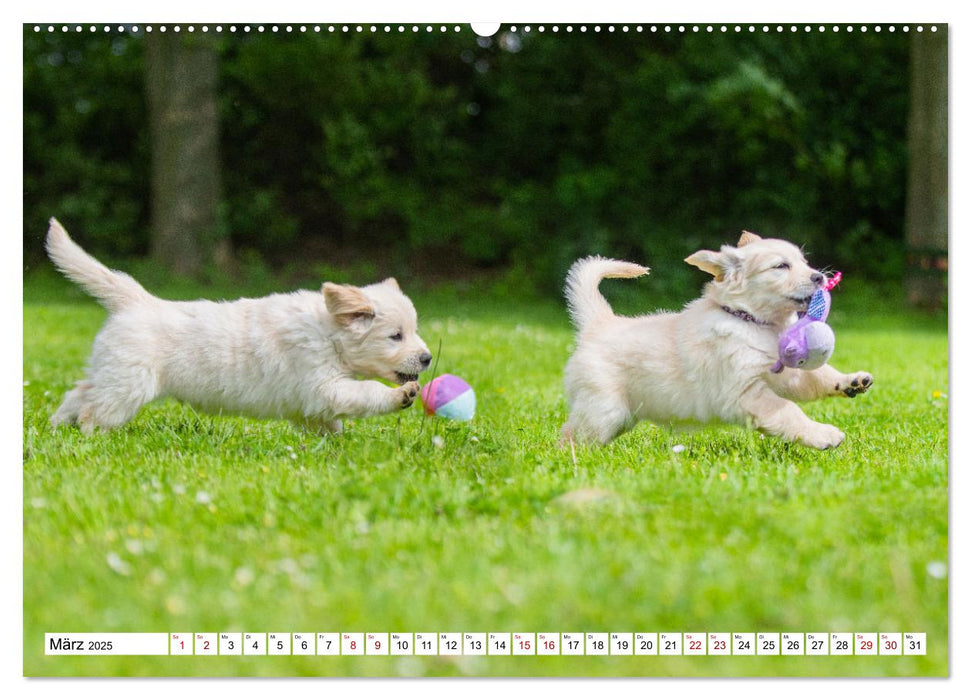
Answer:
322;282;375;326
684;247;742;282
381;277;400;291
738;230;762;247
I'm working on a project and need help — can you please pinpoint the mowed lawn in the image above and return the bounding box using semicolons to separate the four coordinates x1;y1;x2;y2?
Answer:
22;273;948;676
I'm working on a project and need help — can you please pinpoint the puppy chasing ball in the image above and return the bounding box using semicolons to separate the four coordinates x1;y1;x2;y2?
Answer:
45;218;432;435
561;231;873;450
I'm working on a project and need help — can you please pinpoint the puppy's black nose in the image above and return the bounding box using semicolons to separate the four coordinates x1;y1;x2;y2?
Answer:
811;272;824;287
419;352;432;368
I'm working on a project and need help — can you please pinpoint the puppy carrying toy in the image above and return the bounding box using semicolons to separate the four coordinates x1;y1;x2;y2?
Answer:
561;232;872;450
771;271;841;373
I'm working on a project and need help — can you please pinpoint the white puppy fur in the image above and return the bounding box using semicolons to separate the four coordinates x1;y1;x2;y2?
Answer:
562;231;873;449
45;218;432;434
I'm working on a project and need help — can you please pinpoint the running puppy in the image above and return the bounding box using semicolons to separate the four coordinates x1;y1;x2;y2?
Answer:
46;218;432;434
561;231;872;449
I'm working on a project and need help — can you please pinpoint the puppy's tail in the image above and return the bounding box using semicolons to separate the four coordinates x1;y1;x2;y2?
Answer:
45;218;154;313
564;255;649;329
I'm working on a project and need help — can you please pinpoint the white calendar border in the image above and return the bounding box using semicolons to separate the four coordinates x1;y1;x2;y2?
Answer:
9;1;962;698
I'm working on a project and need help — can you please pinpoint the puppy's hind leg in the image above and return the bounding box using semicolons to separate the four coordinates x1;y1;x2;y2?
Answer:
51;379;92;428
74;365;159;433
562;397;632;446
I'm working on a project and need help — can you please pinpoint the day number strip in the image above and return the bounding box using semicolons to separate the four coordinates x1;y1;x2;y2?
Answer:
45;632;926;656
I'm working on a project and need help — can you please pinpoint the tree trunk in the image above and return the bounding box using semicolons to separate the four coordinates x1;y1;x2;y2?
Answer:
905;27;948;310
144;31;230;277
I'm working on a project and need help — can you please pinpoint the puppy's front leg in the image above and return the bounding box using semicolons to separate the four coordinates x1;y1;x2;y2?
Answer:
767;364;873;402
740;385;844;449
319;378;420;420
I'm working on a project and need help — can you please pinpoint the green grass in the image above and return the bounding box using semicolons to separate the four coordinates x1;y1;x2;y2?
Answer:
22;272;948;676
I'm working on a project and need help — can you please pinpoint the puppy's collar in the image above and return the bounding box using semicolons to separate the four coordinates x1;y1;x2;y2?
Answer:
720;305;772;326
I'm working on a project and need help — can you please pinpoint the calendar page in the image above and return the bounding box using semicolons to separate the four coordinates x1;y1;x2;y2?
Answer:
21;12;949;680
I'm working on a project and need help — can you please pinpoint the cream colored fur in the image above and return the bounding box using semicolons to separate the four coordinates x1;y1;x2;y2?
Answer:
562;232;873;449
46;218;431;434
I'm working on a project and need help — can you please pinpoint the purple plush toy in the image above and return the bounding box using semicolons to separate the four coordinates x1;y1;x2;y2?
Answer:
771;272;841;374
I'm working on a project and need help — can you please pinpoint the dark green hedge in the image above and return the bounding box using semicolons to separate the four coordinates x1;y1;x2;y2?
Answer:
23;26;910;294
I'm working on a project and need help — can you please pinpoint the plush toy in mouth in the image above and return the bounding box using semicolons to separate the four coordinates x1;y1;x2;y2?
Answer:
771;272;841;374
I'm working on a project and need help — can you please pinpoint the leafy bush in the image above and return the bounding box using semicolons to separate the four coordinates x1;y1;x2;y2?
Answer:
24;27;911;295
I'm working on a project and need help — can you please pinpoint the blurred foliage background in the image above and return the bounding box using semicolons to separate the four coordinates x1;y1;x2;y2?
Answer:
23;26;917;299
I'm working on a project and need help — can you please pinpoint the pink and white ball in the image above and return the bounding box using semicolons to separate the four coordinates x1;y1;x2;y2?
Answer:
420;374;476;421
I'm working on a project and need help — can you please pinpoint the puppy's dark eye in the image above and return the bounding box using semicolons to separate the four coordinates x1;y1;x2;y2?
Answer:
775;262;791;270
389;332;403;342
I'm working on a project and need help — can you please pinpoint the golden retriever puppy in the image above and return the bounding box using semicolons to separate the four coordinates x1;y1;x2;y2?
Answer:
561;231;872;449
45;218;431;434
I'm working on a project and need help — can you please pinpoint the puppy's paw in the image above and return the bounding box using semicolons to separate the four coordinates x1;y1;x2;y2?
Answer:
837;372;873;398
396;381;420;409
801;423;845;450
